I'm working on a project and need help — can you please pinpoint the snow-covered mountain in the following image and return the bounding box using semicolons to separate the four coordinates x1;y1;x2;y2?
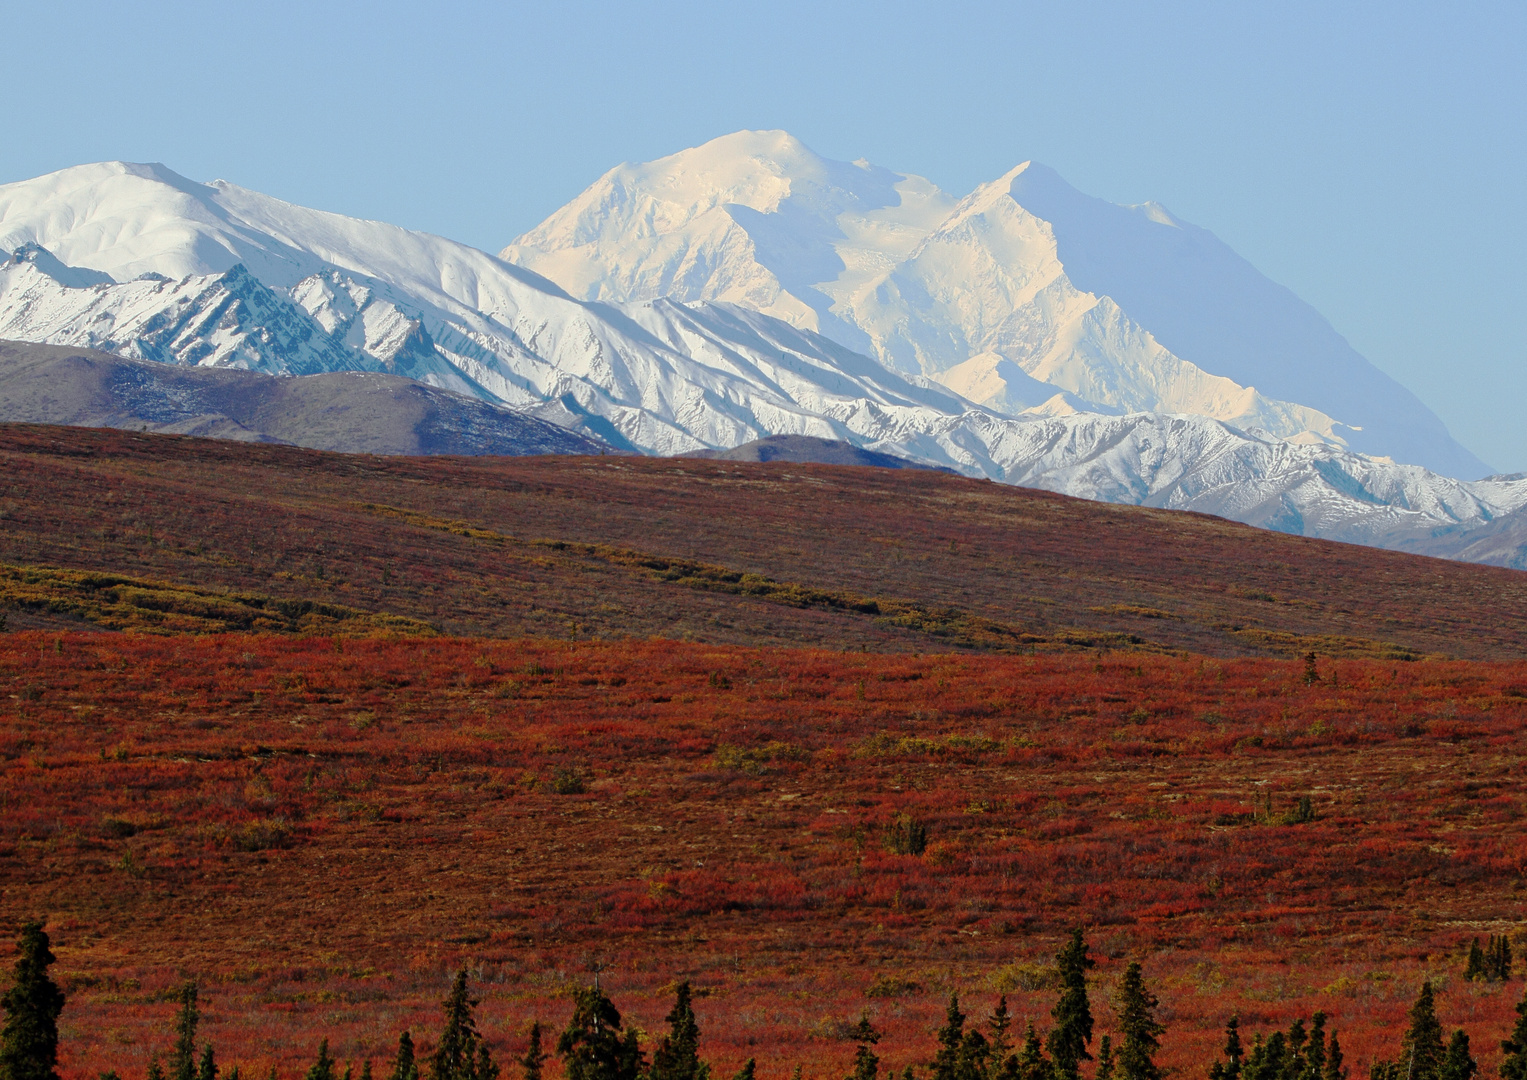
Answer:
505;131;1487;479
0;157;1519;565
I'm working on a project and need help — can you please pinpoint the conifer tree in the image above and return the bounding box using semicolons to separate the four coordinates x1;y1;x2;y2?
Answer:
521;1024;546;1080
989;998;1014;1069
1439;1032;1475;1080
933;997;967;1080
989;999;1018;1080
1017;1025;1047;1080
1048;931;1094;1080
1466;941;1486;982
847;1013;880;1080
1301;1015;1328;1080
432;971;493;1080
147;1058;166;1080
1501;984;1527;1080
558;986;641;1080
361;1064;372;1080
732;1062;755;1080
171;984;201;1080
0;921;65;1080
1208;1018;1243;1080
1113;964;1162;1080
306;1043;337;1080
1096;1038;1114;1080
1324;1034;1345;1080
1286;1020;1308;1080
1402;983;1447;1080
391;1034;419;1080
650;983;708;1080
197;1044;217;1080
1245;1033;1287;1080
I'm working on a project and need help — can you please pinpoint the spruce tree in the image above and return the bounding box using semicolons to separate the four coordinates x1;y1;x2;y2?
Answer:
147;1058;166;1080
1466;941;1485;982
1502;984;1527;1080
1246;1033;1287;1080
171;984;201;1080
306;1043;337;1080
732;1063;755;1080
197;1044;218;1080
521;1024;546;1080
1402;983;1447;1080
1324;1034;1345;1080
1048;931;1094;1080
1439;1032;1475;1080
558;986;641;1080
1113;964;1163;1080
432;971;491;1080
362;1064;372;1080
989;998;1017;1080
1302;1015;1328;1080
989;998;1014;1068
391;1033;419;1080
650;983;708;1080
1017;1025;1047;1080
1209;1018;1243;1080
0;921;65;1080
847;1013;880;1080
1096;1038;1114;1080
1286;1020;1308;1080
933;996;967;1080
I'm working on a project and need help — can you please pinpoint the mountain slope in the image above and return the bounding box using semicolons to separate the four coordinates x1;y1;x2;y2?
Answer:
0;158;1516;562
504;131;1486;478
0;339;610;456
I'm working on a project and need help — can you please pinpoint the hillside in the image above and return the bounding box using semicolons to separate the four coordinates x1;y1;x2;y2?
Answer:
3;633;1525;1079
0;339;610;456
1;424;1526;657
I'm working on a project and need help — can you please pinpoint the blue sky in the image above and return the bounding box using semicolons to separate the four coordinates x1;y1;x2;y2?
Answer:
4;0;1523;468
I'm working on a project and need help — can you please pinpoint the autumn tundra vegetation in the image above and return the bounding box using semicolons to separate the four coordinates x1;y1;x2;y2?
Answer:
1;427;1527;1080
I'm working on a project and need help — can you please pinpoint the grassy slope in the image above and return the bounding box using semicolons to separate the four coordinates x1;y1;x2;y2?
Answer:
1;424;1526;657
4;637;1526;1079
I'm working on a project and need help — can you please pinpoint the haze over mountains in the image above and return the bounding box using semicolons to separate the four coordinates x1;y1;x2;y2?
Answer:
0;135;1518;566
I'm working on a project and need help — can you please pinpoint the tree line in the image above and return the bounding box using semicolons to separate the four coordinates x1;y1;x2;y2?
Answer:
4;923;1527;1080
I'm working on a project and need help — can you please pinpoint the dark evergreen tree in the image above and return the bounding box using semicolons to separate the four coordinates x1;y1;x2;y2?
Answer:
306;1042;337;1080
432;970;494;1080
1466;941;1486;982
1208;1018;1243;1080
989;999;1018;1080
989;998;1014;1068
0;921;65;1080
1113;964;1162;1080
1245;1033;1288;1080
1095;1038;1114;1080
1324;1033;1345;1080
732;1062;755;1080
650;983;708;1080
361;1063;373;1080
391;1033;419;1080
521;1024;546;1080
1301;1014;1328;1080
1502;983;1527;1080
147;1058;166;1080
197;1043;218;1080
847;1013;880;1080
170;984;201;1080
1047;931;1095;1080
558;987;641;1080
1285;1020;1308;1080
1439;1032;1476;1080
933;996;967;1080
1402;983;1447;1080
1017;1025;1046;1080
228;1066;242;1080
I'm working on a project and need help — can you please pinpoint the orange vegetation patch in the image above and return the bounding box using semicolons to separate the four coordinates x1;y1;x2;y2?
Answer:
1;633;1525;1079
